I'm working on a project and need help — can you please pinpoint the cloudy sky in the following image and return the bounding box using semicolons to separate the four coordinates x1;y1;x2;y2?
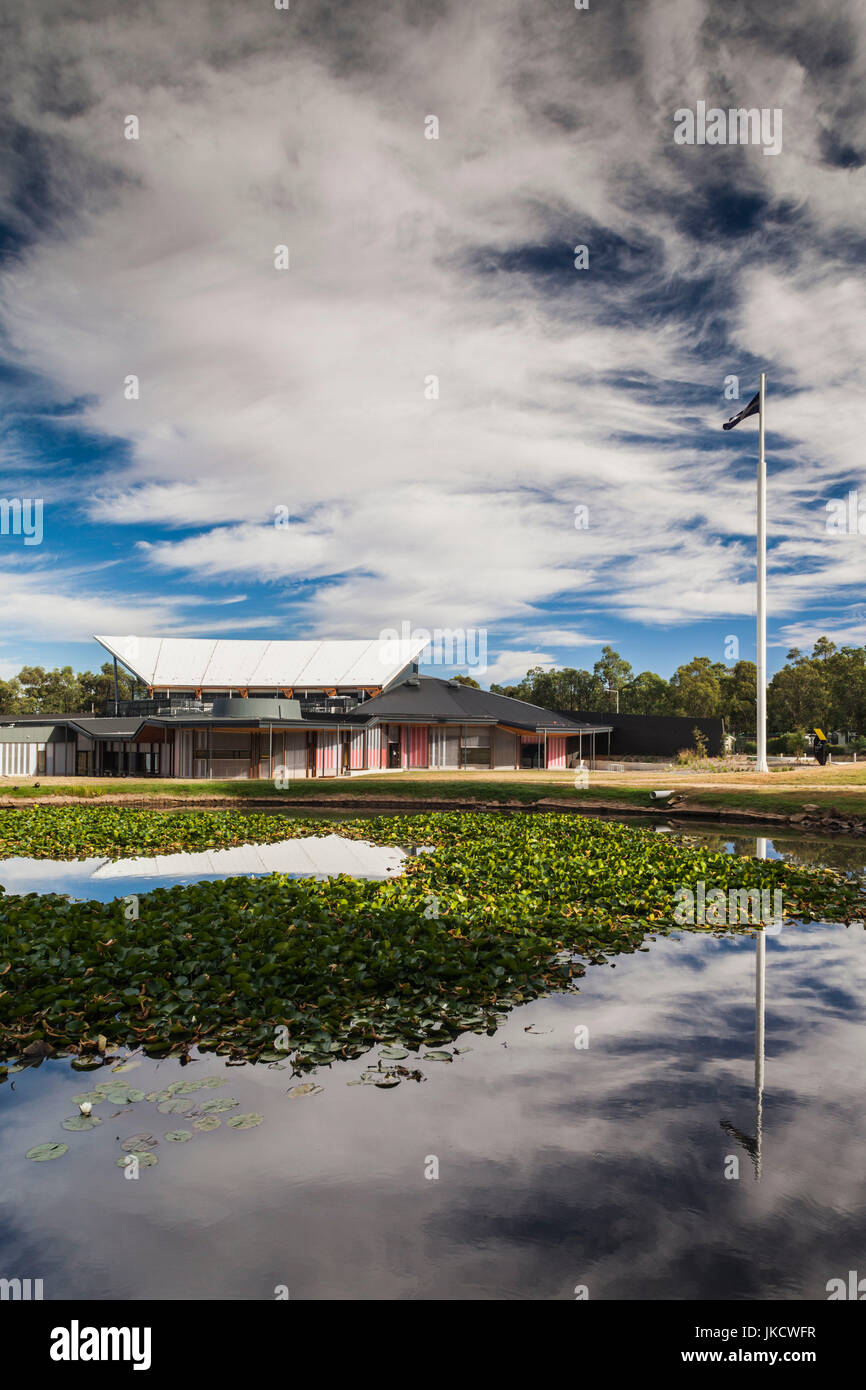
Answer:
1;0;864;685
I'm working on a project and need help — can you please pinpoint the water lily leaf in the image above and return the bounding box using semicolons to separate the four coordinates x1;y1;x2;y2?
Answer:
126;1089;147;1102
379;1046;409;1060
227;1112;263;1129
164;1130;193;1142
157;1098;194;1115
71;1092;104;1105
199;1097;239;1114
111;1061;141;1073
288;1083;323;1099
61;1114;103;1131
198;1077;229;1088
117;1151;158;1168
121;1133;158;1151
193;1116;221;1131
70;1059;103;1072
423;1050;453;1061
27;1142;69;1161
374;1077;401;1088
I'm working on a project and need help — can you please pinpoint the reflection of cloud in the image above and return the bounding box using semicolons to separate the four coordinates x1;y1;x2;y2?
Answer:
1;922;864;1298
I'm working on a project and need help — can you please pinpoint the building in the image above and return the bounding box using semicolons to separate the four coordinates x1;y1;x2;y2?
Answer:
0;636;612;779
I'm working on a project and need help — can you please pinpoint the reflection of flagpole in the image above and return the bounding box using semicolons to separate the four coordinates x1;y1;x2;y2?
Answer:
756;374;768;774
754;835;767;1181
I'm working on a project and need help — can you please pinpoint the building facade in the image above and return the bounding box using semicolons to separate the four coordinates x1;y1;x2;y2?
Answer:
0;636;611;779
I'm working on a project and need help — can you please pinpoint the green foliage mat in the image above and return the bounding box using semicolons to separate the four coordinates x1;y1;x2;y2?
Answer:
1;807;864;1063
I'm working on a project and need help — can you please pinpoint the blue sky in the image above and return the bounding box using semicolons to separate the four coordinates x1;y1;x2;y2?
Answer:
1;0;864;688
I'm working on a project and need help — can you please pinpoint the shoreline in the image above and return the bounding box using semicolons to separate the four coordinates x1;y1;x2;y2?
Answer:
2;790;865;835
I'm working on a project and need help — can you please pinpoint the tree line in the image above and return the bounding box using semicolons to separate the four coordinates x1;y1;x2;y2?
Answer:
2;639;865;735
488;640;866;734
0;663;142;715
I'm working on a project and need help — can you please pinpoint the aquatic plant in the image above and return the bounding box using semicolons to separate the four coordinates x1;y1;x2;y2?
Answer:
1;809;864;1063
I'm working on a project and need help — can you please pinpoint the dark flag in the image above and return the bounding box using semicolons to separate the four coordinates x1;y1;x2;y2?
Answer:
722;390;760;430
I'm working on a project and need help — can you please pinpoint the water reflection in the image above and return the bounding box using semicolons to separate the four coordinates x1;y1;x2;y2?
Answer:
2;915;864;1299
1;821;864;1299
0;834;410;902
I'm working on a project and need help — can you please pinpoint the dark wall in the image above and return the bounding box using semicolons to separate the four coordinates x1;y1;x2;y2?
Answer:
567;712;725;757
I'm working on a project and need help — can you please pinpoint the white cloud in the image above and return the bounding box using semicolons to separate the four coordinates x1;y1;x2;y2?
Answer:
0;0;864;654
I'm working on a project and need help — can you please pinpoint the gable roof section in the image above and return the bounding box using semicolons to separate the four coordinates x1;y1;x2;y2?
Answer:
94;635;428;690
352;677;612;732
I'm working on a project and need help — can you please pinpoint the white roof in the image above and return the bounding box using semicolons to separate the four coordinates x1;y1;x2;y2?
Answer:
94;635;427;689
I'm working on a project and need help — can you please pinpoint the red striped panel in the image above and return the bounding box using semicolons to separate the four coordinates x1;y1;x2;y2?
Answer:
350;730;365;769
547;736;567;769
408;725;428;767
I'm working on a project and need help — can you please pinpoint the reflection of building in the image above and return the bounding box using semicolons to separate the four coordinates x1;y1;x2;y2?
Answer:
0;635;611;779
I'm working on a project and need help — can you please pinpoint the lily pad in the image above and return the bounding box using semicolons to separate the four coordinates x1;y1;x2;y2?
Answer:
26;1142;69;1161
199;1097;239;1114
111;1061;141;1073
379;1046;409;1060
423;1050;453;1061
164;1130;193;1142
71;1091;104;1105
61;1114;103;1131
288;1083;324;1099
227;1112;264;1129
117;1151;158;1168
157;1098;194;1115
70;1059;103;1072
121;1134;158;1152
193;1116;221;1131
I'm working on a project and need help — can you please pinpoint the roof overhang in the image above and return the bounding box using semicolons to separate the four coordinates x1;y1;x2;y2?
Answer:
94;635;429;692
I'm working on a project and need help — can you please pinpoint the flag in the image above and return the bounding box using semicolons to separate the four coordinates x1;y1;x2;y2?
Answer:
722;390;760;430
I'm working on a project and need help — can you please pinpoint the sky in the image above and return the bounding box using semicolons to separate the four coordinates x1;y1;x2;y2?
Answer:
0;0;864;689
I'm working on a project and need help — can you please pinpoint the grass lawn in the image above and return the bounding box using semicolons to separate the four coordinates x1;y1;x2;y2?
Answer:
3;765;866;819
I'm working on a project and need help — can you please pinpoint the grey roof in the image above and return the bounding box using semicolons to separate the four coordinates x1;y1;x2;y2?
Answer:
67;718;145;739
0;725;60;743
348;677;612;733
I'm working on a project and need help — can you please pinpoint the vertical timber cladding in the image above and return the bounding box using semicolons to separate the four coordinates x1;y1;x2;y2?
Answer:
407;725;428;768
349;729;365;770
428;726;460;768
0;741;37;775
547;735;568;769
278;731;307;778
365;725;382;770
493;728;518;769
316;729;340;777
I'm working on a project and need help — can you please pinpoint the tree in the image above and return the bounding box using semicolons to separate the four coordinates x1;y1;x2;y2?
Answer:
0;678;22;714
668;657;724;717
719;660;757;733
593;645;634;693
620;671;672;715
768;662;830;733
451;674;480;689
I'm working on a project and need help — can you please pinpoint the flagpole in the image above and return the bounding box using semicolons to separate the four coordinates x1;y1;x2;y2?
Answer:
756;372;768;774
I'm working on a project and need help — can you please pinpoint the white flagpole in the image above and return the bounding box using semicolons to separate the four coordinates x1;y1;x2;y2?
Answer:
756;372;768;774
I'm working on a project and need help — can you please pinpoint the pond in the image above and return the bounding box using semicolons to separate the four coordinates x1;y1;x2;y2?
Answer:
0;834;412;902
1;818;864;1300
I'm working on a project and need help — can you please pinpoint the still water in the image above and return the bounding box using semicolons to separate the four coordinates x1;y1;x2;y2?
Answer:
1;821;864;1300
0;834;409;901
